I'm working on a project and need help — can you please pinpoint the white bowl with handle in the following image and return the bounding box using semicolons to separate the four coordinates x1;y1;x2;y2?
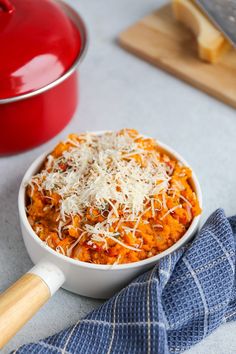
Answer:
0;135;202;349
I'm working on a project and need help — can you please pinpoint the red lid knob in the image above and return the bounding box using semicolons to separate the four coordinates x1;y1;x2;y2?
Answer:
0;0;82;100
0;0;15;13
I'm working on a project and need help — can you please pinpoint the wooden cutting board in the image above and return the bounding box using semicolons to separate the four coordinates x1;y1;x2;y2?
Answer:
119;4;236;109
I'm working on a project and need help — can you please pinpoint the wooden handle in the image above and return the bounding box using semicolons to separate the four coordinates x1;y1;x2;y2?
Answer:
0;273;50;349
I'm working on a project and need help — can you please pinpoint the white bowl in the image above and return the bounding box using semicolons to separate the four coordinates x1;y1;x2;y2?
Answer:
18;135;202;299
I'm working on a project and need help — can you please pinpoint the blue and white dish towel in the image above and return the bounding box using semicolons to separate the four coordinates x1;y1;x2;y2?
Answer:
14;209;236;354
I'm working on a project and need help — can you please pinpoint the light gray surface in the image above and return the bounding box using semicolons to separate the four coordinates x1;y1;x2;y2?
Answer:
0;0;236;353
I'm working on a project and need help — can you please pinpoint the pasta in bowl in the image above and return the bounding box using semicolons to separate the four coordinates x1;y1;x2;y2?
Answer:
26;129;201;266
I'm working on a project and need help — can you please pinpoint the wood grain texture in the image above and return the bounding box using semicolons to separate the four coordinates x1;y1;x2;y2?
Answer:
0;273;50;349
119;4;236;109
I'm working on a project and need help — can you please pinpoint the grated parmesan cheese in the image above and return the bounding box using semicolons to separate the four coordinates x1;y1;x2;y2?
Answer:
30;132;171;245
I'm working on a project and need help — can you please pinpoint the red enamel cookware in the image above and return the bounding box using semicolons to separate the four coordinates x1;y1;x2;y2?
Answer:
0;0;87;155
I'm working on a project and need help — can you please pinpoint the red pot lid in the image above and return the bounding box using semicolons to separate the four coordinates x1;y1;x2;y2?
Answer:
0;0;83;100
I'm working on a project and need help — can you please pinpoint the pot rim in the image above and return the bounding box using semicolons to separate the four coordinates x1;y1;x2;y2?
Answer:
18;132;203;271
0;0;88;105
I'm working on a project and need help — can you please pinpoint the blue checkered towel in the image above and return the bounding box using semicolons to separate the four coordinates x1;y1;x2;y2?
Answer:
14;209;236;354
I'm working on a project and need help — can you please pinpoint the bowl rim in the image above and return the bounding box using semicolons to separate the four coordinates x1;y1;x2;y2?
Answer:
18;132;203;271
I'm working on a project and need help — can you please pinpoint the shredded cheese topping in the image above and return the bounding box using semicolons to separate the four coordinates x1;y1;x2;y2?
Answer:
31;132;170;246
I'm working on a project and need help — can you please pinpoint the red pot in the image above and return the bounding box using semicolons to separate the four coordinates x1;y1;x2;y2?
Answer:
0;0;87;155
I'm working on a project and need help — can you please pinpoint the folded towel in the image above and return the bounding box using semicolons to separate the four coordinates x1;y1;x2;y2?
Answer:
13;209;236;354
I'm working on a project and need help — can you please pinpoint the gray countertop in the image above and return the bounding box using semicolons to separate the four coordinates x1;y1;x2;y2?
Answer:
1;0;236;353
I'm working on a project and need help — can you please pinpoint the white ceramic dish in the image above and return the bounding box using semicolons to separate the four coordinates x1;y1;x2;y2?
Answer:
0;133;202;348
19;135;202;299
